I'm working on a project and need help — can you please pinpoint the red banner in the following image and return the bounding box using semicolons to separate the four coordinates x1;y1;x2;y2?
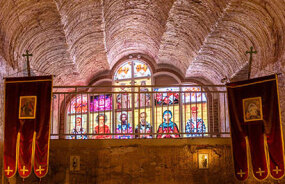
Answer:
227;74;285;181
4;76;52;179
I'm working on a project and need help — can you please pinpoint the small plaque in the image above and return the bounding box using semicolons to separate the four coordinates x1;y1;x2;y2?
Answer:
198;153;209;169
243;97;263;122
70;156;80;171
19;96;37;119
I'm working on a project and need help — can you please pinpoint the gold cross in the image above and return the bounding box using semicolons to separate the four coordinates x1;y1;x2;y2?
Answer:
20;166;28;175
256;168;265;176
36;165;45;175
5;166;13;175
237;169;245;177
273;166;282;174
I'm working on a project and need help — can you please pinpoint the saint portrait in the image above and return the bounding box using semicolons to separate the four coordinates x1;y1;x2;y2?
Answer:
198;153;209;169
19;96;37;119
243;97;263;122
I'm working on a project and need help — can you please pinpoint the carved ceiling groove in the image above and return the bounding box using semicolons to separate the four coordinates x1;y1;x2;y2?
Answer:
0;0;284;85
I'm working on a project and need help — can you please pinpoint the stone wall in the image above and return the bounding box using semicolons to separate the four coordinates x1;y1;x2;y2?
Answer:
1;138;284;184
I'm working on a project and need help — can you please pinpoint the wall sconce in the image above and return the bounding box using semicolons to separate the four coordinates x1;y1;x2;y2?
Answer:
198;153;209;169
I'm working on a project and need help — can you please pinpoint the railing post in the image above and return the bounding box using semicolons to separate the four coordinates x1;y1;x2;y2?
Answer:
179;86;183;137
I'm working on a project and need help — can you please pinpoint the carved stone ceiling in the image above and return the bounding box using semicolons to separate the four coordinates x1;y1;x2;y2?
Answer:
0;0;284;85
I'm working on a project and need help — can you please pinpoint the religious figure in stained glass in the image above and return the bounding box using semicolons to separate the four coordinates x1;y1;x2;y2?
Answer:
185;107;206;137
157;110;180;138
93;114;111;139
137;81;150;107
71;117;87;139
135;112;152;138
90;94;112;112
116;112;133;139
116;85;131;109
70;95;88;114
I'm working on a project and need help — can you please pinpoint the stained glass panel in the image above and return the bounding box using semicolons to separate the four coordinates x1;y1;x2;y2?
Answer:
114;62;132;80
115;81;132;109
68;115;88;139
115;111;133;139
90;112;112;139
183;103;208;137
69;95;88;114
154;106;180;138
133;60;151;78
154;87;179;105
182;87;207;103
90;94;112;112
134;108;152;138
134;78;152;108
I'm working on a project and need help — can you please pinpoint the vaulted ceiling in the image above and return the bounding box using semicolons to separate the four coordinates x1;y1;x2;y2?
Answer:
0;0;284;85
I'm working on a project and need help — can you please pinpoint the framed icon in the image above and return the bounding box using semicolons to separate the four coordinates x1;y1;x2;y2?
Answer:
243;97;263;122
19;96;37;119
198;153;209;169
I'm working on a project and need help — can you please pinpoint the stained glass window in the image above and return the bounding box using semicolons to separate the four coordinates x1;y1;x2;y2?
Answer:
114;59;152;139
114;60;151;81
65;58;210;139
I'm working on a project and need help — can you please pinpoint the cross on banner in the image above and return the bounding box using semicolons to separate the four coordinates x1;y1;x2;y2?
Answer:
256;168;265;176
273;166;282;174
36;166;45;175
5;166;13;175
246;46;257;79
22;50;33;77
20;166;28;175
237;169;245;177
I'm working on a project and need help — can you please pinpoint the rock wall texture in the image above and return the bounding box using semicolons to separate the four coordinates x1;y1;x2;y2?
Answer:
1;139;285;184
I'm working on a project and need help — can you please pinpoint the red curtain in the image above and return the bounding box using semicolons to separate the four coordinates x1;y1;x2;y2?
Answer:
4;76;52;179
227;74;284;181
